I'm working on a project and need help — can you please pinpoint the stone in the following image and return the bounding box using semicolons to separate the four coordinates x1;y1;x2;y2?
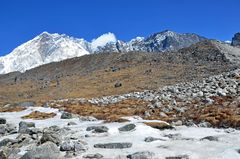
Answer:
173;120;183;126
118;124;136;132
198;122;212;128
200;136;218;141
79;116;97;121
67;122;77;126
165;155;189;159
0;125;6;135
144;137;165;142
61;112;73;119
159;112;168;118
5;123;17;134
94;142;132;149
115;82;122;88
60;140;86;152
20;141;62;159
127;151;155;159
86;126;109;133
0;118;6;124
18;121;35;134
0;138;17;147
0;150;7;159
83;153;104;159
40;128;61;145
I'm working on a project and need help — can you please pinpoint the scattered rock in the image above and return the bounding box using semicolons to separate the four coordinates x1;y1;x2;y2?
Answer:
79;116;98;121
200;136;218;141
127;151;155;159
83;153;104;159
67;122;77;126
40;128;61;145
118;124;136;132
18;121;35;134
198;122;212;128
165;155;189;159
144;122;174;130
115;82;122;88
5;123;17;134
0;118;6;124
0;125;6;135
61;112;73;119
94;142;132;149
144;137;165;142
60;140;86;152
20;141;62;159
86;126;109;133
0;138;17;147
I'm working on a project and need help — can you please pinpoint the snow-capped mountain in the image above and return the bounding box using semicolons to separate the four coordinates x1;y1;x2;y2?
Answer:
96;30;206;53
0;30;206;74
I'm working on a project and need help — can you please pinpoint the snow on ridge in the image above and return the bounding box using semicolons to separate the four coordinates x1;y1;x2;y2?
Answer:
91;32;117;51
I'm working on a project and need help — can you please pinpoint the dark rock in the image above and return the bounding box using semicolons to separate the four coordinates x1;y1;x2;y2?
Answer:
144;137;165;142
40;128;61;145
0;118;6;124
83;153;103;159
67;122;77;126
118;124;136;132
200;136;218;141
5;123;17;134
165;155;189;159
115;82;122;88
232;33;240;46
94;142;132;149
60;140;86;152
18;121;35;134
61;112;73;119
86;126;109;133
127;151;155;159
0;125;6;135
20;141;61;159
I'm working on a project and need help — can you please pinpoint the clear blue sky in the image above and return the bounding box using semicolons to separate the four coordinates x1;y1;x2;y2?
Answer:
0;0;240;56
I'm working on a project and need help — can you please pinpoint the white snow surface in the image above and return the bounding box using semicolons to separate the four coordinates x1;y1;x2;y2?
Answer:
91;32;117;51
0;107;240;159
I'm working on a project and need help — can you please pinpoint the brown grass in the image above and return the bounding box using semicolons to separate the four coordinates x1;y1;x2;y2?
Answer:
21;111;56;120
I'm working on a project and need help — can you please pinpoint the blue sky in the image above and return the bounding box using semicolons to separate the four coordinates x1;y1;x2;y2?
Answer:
0;0;240;56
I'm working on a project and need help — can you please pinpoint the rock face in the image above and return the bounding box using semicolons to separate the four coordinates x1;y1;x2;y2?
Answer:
232;33;240;46
94;143;132;149
20;141;61;159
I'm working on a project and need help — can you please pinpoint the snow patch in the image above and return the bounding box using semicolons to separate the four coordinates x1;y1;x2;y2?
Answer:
91;32;117;51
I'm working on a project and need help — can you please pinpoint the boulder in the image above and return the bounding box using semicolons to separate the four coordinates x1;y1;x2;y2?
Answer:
0;118;6;124
0;125;6;135
115;82;122;88
40;128;61;145
127;151;155;159
144;137;165;142
200;136;218;141
18;101;36;107
165;155;189;159
67;122;77;126
118;124;136;132
61;112;73;119
94;142;132;149
18;121;35;134
83;153;104;159
60;140;86;152
0;138;17;147
20;141;62;159
5;123;17;134
86;126;108;133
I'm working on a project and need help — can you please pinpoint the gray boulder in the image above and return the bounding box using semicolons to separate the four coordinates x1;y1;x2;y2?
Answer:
60;140;86;152
94;142;132;149
61;112;73;119
20;141;62;159
5;123;17;134
144;137;165;142
165;155;189;159
0;118;6;124
18;121;35;134
86;126;109;133
0;125;6;135
83;153;104;159
118;124;136;132
127;151;155;159
40;128;61;145
0;138;17;147
200;136;218;141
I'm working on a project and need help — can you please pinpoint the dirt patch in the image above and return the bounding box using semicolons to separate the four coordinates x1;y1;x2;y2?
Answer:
0;105;26;112
21;111;57;120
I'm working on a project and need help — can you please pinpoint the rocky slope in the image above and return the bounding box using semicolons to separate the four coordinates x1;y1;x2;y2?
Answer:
0;30;205;74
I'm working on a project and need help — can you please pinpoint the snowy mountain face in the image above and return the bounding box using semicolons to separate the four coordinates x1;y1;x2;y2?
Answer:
0;30;205;74
95;30;206;53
